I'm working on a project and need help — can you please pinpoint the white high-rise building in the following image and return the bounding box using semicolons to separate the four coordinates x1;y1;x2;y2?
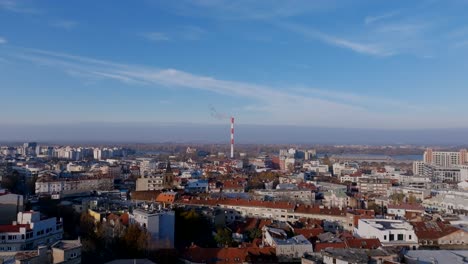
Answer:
413;161;425;176
423;148;468;167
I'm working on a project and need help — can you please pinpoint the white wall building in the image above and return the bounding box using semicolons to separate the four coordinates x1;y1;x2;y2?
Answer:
0;211;63;252
263;227;312;260
354;219;418;248
130;208;175;248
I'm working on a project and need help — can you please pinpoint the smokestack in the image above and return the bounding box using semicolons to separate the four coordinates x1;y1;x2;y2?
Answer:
230;117;234;159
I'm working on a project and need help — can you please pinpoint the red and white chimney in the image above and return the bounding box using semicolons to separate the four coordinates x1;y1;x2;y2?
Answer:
230;117;234;159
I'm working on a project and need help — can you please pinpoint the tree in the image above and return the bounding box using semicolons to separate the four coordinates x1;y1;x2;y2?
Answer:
214;228;234;247
390;193;405;204
246;228;262;241
80;213;96;238
407;194;417;204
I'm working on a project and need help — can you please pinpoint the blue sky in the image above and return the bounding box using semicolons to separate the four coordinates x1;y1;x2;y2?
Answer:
1;0;468;131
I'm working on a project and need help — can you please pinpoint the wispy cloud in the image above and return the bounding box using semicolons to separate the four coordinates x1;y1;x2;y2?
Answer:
142;26;206;42
51;20;78;30
180;26;206;40
141;32;170;42
276;22;394;57
0;0;40;13
0;37;6;44
7;48;446;128
365;11;399;25
160;0;338;20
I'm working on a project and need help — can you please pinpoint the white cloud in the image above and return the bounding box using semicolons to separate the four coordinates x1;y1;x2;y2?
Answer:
0;37;6;44
365;11;399;25
276;22;394;57
10;48;457;128
142;32;170;42
0;0;40;13
51;20;78;30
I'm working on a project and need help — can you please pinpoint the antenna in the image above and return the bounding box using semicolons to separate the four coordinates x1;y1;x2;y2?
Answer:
231;117;234;159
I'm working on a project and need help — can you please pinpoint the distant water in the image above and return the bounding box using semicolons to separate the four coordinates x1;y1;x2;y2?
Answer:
318;153;422;161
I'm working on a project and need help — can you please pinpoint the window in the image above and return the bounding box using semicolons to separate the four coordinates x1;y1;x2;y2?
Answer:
384;235;387;240
409;235;412;240
389;234;394;241
397;234;404;241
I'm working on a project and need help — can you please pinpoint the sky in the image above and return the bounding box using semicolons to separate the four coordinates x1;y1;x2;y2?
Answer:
1;0;468;142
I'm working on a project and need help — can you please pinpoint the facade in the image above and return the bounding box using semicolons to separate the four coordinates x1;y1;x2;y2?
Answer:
51;239;82;264
323;190;349;209
423;148;468;167
423;192;468;213
422;164;461;183
387;203;425;220
357;177;392;196
263;227;312;260
354;219;418;248
412;161;425;176
130;208;175;248
178;198;347;225
253;189;315;205
35;175;113;195
0;211;63;252
0;190;23;225
136;175;164;191
412;221;468;248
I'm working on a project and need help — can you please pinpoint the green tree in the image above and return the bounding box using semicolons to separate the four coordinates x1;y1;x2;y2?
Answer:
407;194;417;204
390;193;405;204
246;228;262;241
214;228;233;247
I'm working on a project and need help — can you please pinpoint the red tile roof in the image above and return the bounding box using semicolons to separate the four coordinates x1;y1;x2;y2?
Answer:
314;242;346;252
183;246;277;264
344;238;382;249
0;224;30;233
388;203;424;211
156;192;177;204
294;228;324;239
412;221;463;240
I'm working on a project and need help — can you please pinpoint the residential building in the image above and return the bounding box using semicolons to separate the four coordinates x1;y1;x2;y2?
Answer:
0;211;63;252
51;239;82;264
387;203;425;220
130;208;175;248
0;189;23;225
263;227;312;260
35;175;113;195
357;177;392;196
253;189;315;205
423;148;468;167
354;219;418;248
412;161;425;176
411;221;468;248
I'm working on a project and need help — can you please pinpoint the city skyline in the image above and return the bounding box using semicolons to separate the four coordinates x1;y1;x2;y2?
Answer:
2;1;468;138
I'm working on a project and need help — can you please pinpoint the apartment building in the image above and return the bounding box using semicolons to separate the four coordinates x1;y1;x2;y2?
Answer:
35;175;113;195
0;211;63;252
423;148;468;167
357;177;392;196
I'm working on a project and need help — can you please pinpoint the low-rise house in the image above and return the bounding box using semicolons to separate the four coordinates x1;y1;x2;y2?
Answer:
182;245;277;264
354;219;418;248
412;221;468;249
262;227;313;260
387;203;425;220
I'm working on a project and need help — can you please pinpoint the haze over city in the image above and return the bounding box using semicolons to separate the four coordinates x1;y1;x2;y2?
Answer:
3;2;468;264
2;1;468;143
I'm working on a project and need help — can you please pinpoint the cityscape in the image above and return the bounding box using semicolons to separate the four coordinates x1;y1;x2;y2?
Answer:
1;1;468;264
